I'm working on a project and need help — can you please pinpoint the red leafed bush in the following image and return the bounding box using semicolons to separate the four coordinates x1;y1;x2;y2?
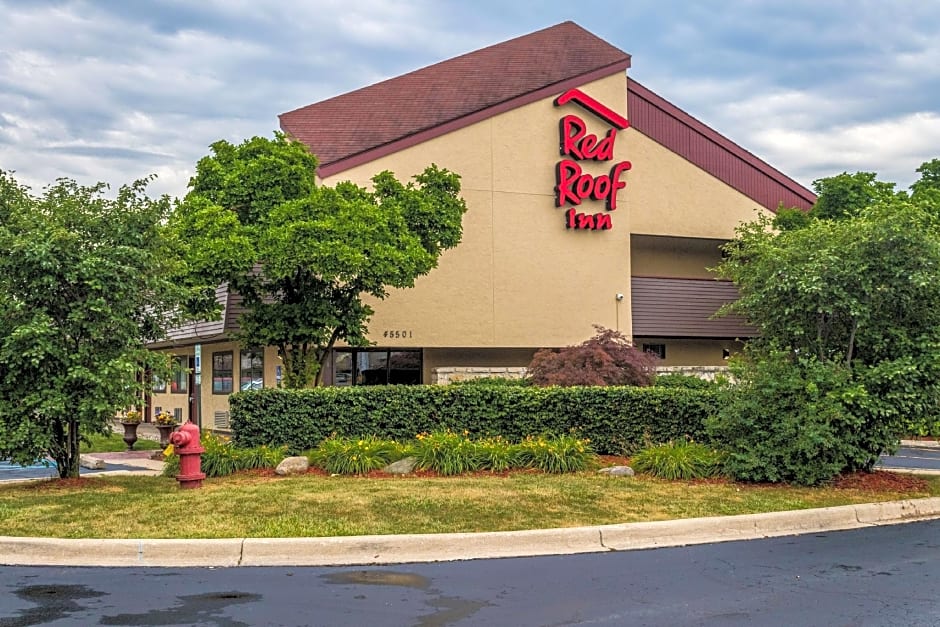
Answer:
527;326;658;387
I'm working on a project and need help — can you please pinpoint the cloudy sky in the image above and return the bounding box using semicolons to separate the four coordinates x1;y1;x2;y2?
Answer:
2;0;938;199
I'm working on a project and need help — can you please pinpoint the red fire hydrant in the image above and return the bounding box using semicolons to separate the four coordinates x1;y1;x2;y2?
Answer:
169;420;206;489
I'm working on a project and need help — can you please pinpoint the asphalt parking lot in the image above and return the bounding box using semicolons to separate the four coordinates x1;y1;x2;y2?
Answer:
878;443;940;473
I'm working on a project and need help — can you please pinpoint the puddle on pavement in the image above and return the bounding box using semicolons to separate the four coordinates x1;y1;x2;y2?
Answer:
323;570;431;589
416;595;490;627
3;584;106;627
323;570;490;626
99;590;261;626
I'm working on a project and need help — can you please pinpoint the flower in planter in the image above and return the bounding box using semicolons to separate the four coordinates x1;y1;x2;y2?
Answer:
122;410;142;424
154;410;176;426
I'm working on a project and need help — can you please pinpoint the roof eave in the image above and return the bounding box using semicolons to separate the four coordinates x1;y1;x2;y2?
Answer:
627;78;817;211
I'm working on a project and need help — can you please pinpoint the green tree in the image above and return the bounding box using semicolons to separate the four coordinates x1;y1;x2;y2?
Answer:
770;205;812;231
911;158;940;210
0;172;191;478
809;171;898;220
710;175;940;484
911;158;940;197
774;171;901;231
172;134;467;388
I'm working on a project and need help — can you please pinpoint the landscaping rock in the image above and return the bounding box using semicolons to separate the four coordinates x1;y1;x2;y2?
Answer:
598;465;634;476
79;455;105;470
384;457;418;475
275;456;309;476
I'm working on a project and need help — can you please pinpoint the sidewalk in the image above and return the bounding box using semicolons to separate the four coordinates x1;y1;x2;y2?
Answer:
0;422;167;485
83;421;167;477
901;438;940;449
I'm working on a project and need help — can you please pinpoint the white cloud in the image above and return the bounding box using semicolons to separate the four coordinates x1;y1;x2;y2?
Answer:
754;112;940;189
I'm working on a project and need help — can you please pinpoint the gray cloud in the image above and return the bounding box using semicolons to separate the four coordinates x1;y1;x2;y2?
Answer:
37;144;174;161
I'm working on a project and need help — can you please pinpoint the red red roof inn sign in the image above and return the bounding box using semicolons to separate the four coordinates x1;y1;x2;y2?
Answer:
554;88;631;231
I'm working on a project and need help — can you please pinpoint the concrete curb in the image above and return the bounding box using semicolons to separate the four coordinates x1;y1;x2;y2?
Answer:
879;467;940;476
4;497;940;568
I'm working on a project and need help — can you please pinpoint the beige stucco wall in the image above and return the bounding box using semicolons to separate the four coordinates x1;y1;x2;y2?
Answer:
635;337;745;366
150;343;282;429
630;235;726;279
623;131;772;239
318;71;770;352
321;74;634;348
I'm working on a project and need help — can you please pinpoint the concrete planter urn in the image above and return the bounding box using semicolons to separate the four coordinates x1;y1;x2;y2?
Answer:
153;411;177;447
154;424;177;447
120;422;140;451
120;410;142;450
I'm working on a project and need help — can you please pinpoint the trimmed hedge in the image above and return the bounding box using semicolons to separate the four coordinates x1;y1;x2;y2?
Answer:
230;385;718;455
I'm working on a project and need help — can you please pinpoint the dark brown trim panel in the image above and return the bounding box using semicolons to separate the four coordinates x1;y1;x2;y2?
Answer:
631;276;755;338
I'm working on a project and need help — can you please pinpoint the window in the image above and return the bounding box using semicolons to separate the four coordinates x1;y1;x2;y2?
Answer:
212;351;234;395
170;356;188;394
332;349;421;386
240;348;264;391
642;343;666;360
152;373;166;393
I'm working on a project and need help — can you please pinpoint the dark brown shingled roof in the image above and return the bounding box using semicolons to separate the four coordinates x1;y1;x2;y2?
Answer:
279;21;632;178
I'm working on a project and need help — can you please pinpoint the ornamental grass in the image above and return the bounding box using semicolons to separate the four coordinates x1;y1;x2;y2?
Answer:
307;435;403;475
631;439;725;480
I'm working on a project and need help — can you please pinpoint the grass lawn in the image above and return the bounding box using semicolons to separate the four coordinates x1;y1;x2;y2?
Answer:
80;431;162;453
1;470;937;539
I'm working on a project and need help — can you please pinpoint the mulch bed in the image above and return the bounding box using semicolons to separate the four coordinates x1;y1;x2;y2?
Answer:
831;470;929;492
23;477;104;491
246;466;532;480
218;460;935;491
18;463;931;495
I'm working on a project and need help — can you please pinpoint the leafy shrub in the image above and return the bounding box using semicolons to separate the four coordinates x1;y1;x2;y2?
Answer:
308;435;401;475
196;432;240;478
527;326;658;387
631;439;724;480
906;415;940;439
412;430;482;475
706;352;869;486
715;199;940;484
231;385;717;456
515;433;595;473
162;432;287;478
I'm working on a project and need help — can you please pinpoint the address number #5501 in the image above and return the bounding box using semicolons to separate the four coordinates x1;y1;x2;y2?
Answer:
382;330;413;339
